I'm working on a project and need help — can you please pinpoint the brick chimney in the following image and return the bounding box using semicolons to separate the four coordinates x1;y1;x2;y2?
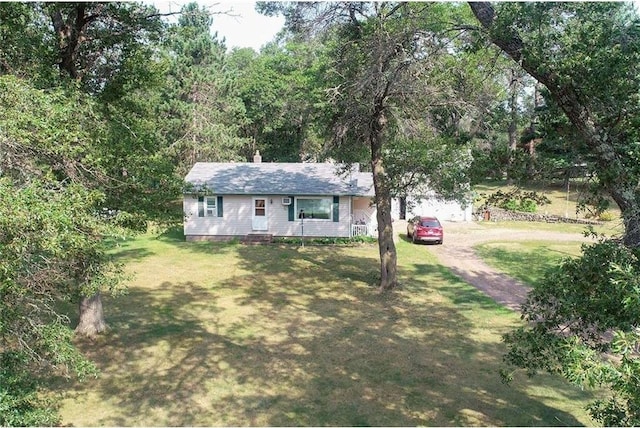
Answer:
253;150;262;163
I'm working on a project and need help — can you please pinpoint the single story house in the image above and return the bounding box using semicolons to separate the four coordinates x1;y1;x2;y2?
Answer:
183;152;377;241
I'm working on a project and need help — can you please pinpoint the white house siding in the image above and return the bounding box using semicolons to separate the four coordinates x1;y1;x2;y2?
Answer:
184;194;352;239
184;195;253;238
395;196;473;222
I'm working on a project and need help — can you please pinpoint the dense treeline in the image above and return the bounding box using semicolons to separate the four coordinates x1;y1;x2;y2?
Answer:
1;1;639;425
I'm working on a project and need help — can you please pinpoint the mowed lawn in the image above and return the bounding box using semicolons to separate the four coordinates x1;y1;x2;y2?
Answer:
475;240;584;287
52;228;596;426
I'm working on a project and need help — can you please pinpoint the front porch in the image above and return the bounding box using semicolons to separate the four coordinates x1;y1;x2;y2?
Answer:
351;203;376;238
351;223;371;237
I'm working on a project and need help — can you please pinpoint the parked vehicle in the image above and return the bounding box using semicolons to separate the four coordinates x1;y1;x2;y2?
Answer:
407;216;443;244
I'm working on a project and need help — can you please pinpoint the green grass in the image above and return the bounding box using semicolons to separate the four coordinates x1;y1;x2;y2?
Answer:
475;241;583;286
476;219;623;237
474;180;621;221
49;227;596;426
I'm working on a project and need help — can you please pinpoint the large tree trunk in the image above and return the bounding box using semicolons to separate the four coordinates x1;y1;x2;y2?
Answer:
75;293;107;338
469;2;640;248
369;117;398;291
506;68;519;183
50;3;102;80
372;159;398;291
610;187;640;248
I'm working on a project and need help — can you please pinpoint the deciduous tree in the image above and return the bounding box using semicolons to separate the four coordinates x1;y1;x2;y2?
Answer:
0;175;127;425
470;4;640;424
272;2;480;290
501;237;640;426
45;2;163;88
470;2;640;247
229;40;327;162
0;76;133;338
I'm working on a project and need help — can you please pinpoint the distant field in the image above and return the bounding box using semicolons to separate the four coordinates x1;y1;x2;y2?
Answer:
473;180;621;221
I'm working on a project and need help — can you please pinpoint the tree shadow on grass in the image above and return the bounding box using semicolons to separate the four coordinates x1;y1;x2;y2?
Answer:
156;225;186;242
410;262;514;313
109;247;155;262
53;242;593;426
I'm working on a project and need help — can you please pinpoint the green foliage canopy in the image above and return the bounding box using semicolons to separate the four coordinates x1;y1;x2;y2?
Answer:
0;179;129;425
160;2;249;173
502;238;640;426
470;2;640;246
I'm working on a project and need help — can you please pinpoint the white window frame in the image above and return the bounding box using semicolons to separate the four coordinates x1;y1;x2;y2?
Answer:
204;196;217;217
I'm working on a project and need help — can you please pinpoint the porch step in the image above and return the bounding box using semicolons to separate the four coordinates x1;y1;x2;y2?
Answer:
241;233;273;245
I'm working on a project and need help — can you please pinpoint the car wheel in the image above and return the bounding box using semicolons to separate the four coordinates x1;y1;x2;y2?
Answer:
437;240;443;245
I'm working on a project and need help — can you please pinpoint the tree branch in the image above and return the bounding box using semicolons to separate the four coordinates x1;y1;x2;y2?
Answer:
467;2;616;167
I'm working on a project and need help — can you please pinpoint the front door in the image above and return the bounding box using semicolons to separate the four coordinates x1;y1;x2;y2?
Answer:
252;197;268;231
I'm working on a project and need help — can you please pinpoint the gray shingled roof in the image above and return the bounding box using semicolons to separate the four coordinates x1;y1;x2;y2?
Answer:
184;162;375;196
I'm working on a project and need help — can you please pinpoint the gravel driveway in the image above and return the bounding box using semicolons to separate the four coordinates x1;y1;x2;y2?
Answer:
399;220;591;311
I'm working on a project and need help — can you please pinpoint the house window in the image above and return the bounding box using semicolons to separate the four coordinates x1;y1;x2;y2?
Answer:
205;197;217;217
197;195;223;217
254;198;266;216
297;197;332;220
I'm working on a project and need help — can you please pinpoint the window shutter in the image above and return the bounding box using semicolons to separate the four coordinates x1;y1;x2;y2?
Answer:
198;196;204;217
333;196;339;222
288;196;295;221
217;196;223;217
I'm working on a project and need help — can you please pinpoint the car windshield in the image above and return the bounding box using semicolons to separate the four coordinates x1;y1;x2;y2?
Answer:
419;219;440;227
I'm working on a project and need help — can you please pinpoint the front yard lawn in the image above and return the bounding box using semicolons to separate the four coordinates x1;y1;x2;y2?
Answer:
474;240;584;286
51;228;595;426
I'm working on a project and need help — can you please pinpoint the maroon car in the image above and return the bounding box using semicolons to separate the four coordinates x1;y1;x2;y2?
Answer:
407;216;443;244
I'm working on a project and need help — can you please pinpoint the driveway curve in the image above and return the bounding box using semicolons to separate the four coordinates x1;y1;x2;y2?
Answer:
407;221;592;311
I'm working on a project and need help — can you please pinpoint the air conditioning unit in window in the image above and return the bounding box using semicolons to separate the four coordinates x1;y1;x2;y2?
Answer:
281;197;292;205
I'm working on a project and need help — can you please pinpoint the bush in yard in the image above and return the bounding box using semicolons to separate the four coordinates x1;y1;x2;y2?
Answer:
502;198;520;211
519;198;538;213
272;236;376;245
598;211;616;222
502;237;640;426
